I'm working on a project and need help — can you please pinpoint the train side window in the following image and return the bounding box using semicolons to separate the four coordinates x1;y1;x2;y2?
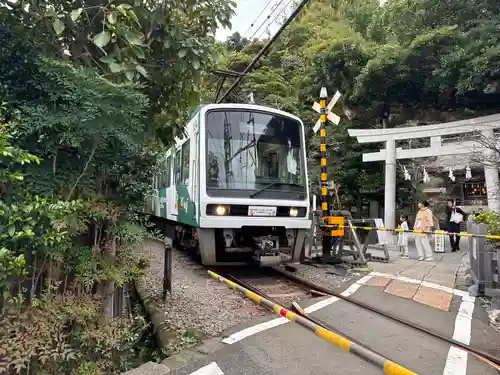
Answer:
181;141;190;184
165;156;171;187
174;149;181;184
158;156;168;189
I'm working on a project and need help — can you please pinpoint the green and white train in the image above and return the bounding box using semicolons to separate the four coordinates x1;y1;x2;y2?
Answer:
146;103;311;266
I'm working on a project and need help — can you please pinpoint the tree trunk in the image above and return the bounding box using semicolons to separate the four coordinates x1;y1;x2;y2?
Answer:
102;234;117;317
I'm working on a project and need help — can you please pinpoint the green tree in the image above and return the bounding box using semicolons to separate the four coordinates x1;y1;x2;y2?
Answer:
1;0;236;143
226;31;250;51
204;0;500;211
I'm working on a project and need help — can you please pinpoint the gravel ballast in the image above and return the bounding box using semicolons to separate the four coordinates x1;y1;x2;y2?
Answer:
137;239;269;337
275;262;362;289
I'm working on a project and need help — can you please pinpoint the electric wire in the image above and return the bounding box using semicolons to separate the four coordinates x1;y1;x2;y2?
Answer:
214;0;285;101
217;0;312;103
245;0;286;43
256;0;293;40
241;0;275;39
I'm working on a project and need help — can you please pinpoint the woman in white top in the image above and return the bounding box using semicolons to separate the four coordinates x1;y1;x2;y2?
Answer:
397;215;409;258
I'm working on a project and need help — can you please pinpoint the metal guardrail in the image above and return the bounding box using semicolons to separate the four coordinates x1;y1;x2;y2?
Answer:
466;221;500;297
319;224;500;240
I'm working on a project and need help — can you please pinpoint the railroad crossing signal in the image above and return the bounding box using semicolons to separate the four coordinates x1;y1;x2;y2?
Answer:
312;90;342;134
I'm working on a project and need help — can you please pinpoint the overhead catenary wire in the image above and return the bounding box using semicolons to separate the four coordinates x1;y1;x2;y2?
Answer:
246;0;287;43
242;0;276;39
256;0;293;40
241;0;276;39
214;0;285;101
217;0;312;103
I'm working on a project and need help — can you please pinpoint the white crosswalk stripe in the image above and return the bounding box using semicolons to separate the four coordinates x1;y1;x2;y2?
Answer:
189;361;224;375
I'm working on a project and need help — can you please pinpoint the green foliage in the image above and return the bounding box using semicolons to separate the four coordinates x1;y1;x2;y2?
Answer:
0;0;224;370
0;127;153;372
0;247;26;299
1;0;235;81
0;295;157;375
205;0;500;210
473;211;500;247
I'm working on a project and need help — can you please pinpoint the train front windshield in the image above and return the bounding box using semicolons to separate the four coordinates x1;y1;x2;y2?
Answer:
205;109;306;200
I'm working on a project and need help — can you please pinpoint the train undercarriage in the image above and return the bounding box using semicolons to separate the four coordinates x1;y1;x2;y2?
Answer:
168;222;306;266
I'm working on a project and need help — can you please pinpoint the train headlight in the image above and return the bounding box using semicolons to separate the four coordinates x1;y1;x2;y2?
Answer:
215;205;227;216
289;208;298;217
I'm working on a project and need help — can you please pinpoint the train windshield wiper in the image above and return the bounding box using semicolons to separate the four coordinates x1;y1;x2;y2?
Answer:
249;182;302;198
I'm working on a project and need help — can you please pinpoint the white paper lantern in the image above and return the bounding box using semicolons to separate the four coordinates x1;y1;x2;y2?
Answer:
403;165;411;181
423;167;430;183
465;165;472;180
448;166;456;182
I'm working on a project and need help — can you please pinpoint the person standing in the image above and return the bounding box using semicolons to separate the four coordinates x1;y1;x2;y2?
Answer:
446;199;466;252
397;215;410;259
414;200;435;261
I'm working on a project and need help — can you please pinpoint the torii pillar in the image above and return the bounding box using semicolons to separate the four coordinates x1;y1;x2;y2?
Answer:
384;139;397;232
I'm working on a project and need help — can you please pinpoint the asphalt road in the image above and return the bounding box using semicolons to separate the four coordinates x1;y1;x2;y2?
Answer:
169;278;500;375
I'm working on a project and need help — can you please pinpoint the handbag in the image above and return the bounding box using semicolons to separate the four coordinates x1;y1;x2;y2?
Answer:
450;210;463;224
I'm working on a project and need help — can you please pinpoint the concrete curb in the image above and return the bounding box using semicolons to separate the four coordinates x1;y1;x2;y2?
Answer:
208;270;419;375
125;281;226;375
135;281;176;348
119;338;226;375
121;361;171;375
160;337;226;370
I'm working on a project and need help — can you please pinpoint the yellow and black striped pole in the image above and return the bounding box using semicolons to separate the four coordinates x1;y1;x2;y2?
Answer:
319;87;332;256
319;87;328;224
208;270;418;375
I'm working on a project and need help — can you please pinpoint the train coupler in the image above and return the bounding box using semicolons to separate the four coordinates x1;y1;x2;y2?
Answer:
254;235;281;266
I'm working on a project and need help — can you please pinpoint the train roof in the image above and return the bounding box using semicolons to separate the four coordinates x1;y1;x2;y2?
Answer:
192;103;303;124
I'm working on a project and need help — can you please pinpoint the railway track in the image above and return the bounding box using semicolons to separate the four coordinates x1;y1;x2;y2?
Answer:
210;265;500;372
214;267;311;309
272;267;500;371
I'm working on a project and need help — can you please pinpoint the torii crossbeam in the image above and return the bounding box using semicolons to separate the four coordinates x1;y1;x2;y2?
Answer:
348;113;500;236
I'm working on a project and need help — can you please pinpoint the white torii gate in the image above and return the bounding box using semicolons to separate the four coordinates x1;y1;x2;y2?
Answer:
348;113;500;233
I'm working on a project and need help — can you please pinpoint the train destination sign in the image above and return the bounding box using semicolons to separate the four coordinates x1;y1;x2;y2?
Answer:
248;206;277;217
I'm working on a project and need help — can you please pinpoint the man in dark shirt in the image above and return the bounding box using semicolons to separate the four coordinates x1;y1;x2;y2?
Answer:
445;199;467;251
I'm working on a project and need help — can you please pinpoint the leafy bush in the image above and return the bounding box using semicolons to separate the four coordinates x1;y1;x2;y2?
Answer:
472;210;500;246
0;294;154;375
0;108;156;374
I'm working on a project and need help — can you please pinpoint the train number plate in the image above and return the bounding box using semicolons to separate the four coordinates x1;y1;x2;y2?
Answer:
248;206;277;217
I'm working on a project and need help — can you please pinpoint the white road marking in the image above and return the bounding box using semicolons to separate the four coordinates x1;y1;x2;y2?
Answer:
369;271;467;297
220;268;478;375
189;361;224;375
221;275;373;344
443;295;475;375
221;316;288;344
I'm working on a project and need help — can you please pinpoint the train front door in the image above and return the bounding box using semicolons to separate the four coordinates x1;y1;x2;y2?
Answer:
169;148;181;216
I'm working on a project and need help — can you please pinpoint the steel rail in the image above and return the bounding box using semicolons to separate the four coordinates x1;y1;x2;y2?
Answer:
224;272;402;367
271;266;500;369
209;270;418;375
